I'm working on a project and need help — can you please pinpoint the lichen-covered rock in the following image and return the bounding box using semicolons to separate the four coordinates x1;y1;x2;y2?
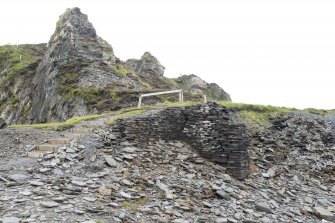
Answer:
208;83;231;101
126;52;173;89
127;52;165;77
176;74;231;101
0;44;46;124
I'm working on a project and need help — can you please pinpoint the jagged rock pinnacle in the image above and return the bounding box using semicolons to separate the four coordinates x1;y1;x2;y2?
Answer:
46;7;114;63
50;7;96;43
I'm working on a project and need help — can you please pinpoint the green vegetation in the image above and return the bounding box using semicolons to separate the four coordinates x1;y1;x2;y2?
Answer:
65;87;103;101
56;61;114;108
111;64;133;77
218;101;294;126
109;92;122;102
0;44;45;90
142;101;202;109
106;101;204;125
121;197;149;211
132;72;153;89
106;109;145;125
218;101;295;113
57;60;91;99
303;108;335;116
121;201;138;211
10;114;103;129
239;110;271;125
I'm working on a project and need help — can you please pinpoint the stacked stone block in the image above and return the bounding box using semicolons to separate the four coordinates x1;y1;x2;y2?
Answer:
110;103;250;179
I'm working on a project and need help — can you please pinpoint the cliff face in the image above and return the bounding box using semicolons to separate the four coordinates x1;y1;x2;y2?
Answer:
30;7;119;123
0;44;46;124
0;7;231;125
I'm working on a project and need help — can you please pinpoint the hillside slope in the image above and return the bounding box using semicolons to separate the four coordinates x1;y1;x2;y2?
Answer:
0;7;230;125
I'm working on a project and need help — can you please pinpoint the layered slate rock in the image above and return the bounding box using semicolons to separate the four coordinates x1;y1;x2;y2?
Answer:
110;103;250;179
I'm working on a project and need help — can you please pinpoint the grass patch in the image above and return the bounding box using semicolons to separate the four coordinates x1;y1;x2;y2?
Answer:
239;110;271;125
106;101;203;125
218;101;295;113
121;201;138;211
303;108;335;116
219;101;334;116
111;64;133;77
106;109;145;125
142;101;202;110
121;197;149;211
0;44;45;90
10;114;103;129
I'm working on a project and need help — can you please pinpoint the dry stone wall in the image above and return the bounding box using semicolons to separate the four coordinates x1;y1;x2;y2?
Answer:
110;103;250;179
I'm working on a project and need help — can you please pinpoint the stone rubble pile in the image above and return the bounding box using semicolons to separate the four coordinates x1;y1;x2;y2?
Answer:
0;104;334;222
248;111;335;179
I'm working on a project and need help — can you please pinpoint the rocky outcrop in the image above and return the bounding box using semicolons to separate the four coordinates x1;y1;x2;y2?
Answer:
176;74;231;101
30;7;119;123
0;7;232;125
126;52;165;78
126;52;173;89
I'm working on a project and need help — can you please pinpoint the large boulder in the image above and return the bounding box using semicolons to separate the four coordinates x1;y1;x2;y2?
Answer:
176;74;231;101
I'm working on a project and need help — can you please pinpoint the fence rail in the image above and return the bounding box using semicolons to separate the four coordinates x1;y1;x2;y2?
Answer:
138;89;183;108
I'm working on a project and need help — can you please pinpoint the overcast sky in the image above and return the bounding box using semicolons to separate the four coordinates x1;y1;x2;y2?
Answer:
1;0;334;109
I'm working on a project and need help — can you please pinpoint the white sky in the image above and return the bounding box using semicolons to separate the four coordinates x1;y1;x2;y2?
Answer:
1;0;334;109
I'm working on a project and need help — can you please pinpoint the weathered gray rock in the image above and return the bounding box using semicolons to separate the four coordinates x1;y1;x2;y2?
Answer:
126;52;165;77
122;147;137;153
105;156;118;167
40;201;60;208
125;52;172;89
176;74;231;101
255;202;273;214
172;219;190;223
30;7;116;123
216;190;231;200
29;180;45;186
214;218;228;223
8;174;30;183
314;206;334;221
71;180;87;187
2;217;20;223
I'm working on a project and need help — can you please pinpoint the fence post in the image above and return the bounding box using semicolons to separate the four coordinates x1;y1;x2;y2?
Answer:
138;96;142;108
